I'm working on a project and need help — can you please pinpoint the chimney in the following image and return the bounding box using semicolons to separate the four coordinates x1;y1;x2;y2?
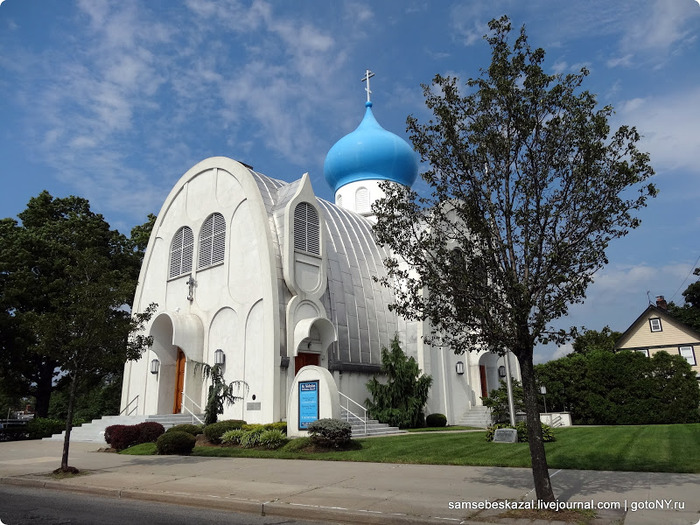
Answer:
656;295;668;310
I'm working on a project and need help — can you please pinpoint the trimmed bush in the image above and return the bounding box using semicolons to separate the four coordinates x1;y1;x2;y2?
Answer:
105;424;140;451
264;421;287;434
486;422;555;443
426;413;447;428
306;418;352;449
137;422;165;443
167;423;203;436
220;429;246;445
25;418;65;440
259;429;288;450
156;430;196;455
203;419;246;444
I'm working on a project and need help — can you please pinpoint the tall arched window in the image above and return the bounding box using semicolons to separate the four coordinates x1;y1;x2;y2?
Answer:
198;212;226;269
355;187;369;214
293;202;320;255
169;226;194;279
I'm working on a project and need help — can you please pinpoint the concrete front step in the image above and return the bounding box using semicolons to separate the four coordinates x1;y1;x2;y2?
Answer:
144;414;205;428
457;406;493;428
340;409;405;437
43;414;148;444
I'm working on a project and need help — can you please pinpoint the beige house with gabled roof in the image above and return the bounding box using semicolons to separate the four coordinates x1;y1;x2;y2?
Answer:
615;296;700;376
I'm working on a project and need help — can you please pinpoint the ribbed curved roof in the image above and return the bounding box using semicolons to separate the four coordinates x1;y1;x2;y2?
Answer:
323;101;419;194
249;168;397;366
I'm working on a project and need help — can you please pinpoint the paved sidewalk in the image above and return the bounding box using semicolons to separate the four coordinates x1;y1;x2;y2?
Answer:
0;440;698;524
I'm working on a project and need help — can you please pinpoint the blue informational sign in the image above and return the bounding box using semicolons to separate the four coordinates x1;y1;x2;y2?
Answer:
298;380;320;430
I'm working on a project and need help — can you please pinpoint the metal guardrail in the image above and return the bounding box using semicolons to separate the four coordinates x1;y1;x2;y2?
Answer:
339;392;367;436
119;395;139;416
181;392;204;425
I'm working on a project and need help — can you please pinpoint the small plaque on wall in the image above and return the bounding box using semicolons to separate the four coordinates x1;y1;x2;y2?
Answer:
246;402;261;411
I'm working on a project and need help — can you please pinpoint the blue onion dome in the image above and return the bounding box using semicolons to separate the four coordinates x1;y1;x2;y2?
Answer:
324;101;419;193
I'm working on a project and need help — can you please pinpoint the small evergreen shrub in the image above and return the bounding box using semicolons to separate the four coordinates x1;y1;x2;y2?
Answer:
259;429;288;449
306;418;352;449
485;422;555;443
167;423;203;436
137;422;165;443
156;430;196;455
426;413;447;427
365;336;433;429
105;424;140;451
240;425;266;448
220;429;246;445
203;419;246;444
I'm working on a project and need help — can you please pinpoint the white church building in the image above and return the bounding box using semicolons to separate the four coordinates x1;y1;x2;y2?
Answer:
120;85;520;428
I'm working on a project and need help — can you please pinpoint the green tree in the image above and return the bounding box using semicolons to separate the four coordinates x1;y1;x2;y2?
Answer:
535;350;699;424
0;191;155;471
373;17;655;501
571;326;621;354
482;379;525;423
365;335;433;429
193;362;248;425
668;268;700;332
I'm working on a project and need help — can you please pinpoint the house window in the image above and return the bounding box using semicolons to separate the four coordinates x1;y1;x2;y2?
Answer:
198;213;226;269
649;318;662;332
679;346;697;366
169;226;194;279
293;202;320;255
636;349;650;357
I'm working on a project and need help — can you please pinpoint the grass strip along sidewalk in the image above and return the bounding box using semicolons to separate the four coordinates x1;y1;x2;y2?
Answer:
123;423;700;474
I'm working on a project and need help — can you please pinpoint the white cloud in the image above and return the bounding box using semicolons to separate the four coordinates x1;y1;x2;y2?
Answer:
616;86;700;176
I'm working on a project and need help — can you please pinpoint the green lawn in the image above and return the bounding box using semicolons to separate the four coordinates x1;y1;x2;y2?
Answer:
123;424;700;473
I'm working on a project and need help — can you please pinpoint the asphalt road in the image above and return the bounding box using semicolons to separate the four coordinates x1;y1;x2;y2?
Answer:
0;485;328;525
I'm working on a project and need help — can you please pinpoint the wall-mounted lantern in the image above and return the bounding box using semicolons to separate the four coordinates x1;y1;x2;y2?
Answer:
455;361;465;375
214;348;226;366
150;359;160;375
498;365;506;378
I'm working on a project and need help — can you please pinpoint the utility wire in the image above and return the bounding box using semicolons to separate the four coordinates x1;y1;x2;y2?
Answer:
669;254;700;303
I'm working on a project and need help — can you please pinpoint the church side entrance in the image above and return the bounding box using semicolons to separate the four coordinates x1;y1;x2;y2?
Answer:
295;352;319;375
173;349;186;413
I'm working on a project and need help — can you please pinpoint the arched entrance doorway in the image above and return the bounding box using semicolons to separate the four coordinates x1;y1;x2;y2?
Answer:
148;312;205;415
478;352;500;400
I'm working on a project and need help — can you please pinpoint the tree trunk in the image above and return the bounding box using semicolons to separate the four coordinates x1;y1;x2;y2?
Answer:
33;361;55;418
60;374;78;472
517;349;556;503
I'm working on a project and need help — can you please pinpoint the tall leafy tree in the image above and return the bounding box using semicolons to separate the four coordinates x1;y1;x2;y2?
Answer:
373;17;655;501
571;326;621;354
668;268;700;332
0;191;155;471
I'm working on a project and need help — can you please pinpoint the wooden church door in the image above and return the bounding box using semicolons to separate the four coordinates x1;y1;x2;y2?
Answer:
173;349;186;413
295;352;320;375
479;365;488;398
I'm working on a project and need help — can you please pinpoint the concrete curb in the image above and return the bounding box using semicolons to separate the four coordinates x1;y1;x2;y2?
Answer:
0;476;469;525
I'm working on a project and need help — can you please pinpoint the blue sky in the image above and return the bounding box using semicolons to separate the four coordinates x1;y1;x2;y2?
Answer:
1;0;699;363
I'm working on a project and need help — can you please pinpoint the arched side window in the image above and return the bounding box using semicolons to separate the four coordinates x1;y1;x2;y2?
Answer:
293;202;320;255
198;212;226;269
169;226;194;279
355;187;369;214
